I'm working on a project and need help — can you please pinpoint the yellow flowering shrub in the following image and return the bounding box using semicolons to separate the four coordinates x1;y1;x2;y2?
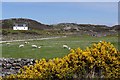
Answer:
2;41;120;79
0;76;2;80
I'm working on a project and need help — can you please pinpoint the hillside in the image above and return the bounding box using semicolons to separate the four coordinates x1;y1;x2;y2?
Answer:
0;18;119;32
1;18;51;30
0;18;119;40
52;23;119;36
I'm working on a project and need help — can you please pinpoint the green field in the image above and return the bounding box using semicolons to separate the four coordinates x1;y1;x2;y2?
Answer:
2;35;119;59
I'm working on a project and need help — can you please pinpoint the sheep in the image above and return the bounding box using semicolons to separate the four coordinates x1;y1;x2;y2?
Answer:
19;44;24;48
6;43;10;45
68;47;71;50
32;45;37;48
100;40;102;42
25;41;29;44
38;46;41;49
63;45;69;49
63;44;71;50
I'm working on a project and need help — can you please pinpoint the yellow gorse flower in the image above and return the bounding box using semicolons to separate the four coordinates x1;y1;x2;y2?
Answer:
3;41;120;79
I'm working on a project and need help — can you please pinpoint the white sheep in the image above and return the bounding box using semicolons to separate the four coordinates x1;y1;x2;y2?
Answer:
19;44;24;48
6;43;10;45
38;46;41;49
32;45;37;48
68;47;71;50
63;45;69;49
63;44;71;50
100;41;102;42
25;41;29;44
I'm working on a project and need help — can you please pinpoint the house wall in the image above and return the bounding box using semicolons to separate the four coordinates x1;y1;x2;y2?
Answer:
13;26;28;30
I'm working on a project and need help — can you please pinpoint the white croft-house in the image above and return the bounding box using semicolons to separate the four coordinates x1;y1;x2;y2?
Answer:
13;23;28;30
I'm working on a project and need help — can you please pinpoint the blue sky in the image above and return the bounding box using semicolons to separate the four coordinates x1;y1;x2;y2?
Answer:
1;0;119;2
2;2;118;26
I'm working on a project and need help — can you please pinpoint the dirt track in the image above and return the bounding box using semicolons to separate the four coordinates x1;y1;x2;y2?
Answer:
0;36;67;43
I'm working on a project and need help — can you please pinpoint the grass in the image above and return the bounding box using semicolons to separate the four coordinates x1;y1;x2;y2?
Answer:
2;35;119;59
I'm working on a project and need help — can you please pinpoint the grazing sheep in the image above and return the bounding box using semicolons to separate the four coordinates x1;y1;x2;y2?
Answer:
63;45;69;49
100;41;102;42
32;45;37;48
63;44;71;50
19;44;24;48
25;41;29;44
68;47;71;50
38;46;41;49
6;43;10;45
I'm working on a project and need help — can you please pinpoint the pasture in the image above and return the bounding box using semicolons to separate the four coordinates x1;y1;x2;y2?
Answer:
2;35;119;59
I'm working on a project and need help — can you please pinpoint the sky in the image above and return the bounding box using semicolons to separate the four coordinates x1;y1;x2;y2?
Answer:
1;0;120;2
1;2;118;26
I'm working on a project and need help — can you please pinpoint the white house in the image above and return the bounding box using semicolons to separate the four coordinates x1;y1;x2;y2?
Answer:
13;23;28;30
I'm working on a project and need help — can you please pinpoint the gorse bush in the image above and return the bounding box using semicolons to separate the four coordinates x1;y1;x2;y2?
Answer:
3;41;120;80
